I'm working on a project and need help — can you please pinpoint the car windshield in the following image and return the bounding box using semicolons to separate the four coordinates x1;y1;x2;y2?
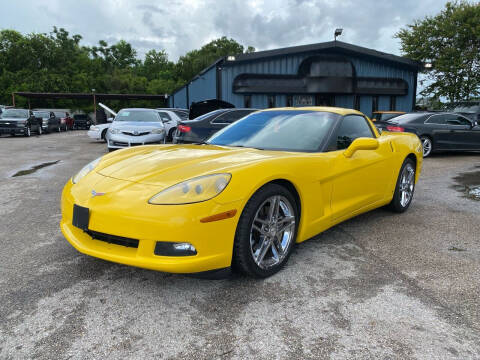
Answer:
54;112;66;117
386;113;426;123
453;104;480;114
191;109;224;121
208;110;339;152
115;110;160;122
33;111;49;117
1;109;28;118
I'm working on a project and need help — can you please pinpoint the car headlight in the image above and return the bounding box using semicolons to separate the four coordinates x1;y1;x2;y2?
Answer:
109;128;120;134
72;157;102;184
149;173;231;205
90;125;99;131
150;128;165;134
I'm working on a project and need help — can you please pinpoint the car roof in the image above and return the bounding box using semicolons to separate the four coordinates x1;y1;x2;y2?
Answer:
261;106;365;116
373;111;406;114
119;108;158;112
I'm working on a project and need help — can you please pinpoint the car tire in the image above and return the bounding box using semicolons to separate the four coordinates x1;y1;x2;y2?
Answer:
25;126;31;137
168;128;176;142
387;158;416;213
233;183;299;278
420;135;433;158
101;129;108;142
108;148;116;152
37;126;42;135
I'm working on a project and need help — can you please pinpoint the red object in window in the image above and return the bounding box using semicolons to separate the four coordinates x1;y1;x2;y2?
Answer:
386;125;405;132
178;125;191;133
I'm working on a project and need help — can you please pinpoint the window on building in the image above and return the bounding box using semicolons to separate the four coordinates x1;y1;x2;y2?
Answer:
390;96;396;111
327;115;374;151
372;96;379;113
286;95;293;107
267;95;276;108
244;95;251;108
354;95;360;110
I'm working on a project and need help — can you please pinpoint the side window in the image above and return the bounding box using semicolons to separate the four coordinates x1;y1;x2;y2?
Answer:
328;115;374;151
445;115;471;126
426;115;446;124
157;112;171;122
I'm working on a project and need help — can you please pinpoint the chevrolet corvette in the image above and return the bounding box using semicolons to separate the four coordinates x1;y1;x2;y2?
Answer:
61;107;423;278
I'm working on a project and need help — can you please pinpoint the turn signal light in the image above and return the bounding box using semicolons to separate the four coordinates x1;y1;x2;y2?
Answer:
386;125;405;132
178;125;191;133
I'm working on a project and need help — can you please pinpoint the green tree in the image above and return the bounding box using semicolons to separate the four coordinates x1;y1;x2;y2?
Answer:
396;1;480;102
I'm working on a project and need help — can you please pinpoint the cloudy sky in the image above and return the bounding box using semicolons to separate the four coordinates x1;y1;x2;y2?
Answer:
2;0;452;61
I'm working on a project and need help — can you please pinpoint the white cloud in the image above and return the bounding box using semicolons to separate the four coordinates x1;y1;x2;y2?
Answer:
0;0;454;61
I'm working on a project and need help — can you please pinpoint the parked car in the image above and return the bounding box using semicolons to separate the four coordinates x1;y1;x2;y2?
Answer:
62;107;422;278
174;108;258;144
0;108;42;136
155;109;186;141
450;101;480;122
88;122;112;142
73;114;91;129
54;111;74;131
374;112;480;157
106;108;166;151
371;111;405;122
33;110;61;133
156;108;189;121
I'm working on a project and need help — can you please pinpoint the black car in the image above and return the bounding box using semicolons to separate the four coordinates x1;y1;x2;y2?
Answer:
33;110;61;133
374;112;480;157
73;114;91;129
173;108;258;144
0;108;42;137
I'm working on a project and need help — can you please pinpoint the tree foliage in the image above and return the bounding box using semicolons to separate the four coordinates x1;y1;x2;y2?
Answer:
396;1;480;102
0;28;254;110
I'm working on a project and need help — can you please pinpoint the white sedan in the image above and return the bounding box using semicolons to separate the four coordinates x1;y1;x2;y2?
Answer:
87;122;111;141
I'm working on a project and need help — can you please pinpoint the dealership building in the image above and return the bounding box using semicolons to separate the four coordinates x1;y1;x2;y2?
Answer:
168;40;421;117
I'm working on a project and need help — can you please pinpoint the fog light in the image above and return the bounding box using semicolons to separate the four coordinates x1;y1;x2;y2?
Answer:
154;242;197;256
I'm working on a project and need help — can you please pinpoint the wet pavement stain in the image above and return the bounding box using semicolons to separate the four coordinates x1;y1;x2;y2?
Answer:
12;161;60;177
451;169;480;201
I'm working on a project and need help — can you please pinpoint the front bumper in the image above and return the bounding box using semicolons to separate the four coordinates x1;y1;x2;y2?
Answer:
0;127;27;135
107;133;165;149
87;130;102;140
60;175;241;273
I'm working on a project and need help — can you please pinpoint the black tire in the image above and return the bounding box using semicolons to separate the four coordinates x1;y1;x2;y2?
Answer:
101;129;107;142
233;183;299;278
387;158;416;213
419;135;433;158
25;126;31;137
168;128;176;142
108;148;116;152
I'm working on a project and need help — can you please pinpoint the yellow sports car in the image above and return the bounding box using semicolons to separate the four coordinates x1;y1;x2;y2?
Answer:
61;107;422;278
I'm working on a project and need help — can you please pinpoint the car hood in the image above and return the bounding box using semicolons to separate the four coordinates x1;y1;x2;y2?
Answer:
0;117;27;122
96;144;284;187
110;121;164;132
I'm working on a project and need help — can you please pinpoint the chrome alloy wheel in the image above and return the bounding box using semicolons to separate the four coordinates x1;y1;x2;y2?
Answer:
249;195;296;270
421;137;432;157
399;163;415;207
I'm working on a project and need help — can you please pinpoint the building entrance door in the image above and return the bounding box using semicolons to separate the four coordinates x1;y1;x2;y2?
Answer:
315;95;335;106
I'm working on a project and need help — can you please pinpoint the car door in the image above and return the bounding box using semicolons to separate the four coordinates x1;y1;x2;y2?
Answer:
157;111;175;133
443;114;472;150
328;115;393;221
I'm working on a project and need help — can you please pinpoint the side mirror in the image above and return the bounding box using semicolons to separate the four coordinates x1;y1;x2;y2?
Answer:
344;138;379;158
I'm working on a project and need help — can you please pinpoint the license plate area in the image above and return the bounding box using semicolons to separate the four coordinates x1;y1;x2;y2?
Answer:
72;204;89;230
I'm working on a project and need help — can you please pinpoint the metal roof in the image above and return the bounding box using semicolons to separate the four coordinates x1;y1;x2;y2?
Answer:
230;41;421;70
13;92;167;100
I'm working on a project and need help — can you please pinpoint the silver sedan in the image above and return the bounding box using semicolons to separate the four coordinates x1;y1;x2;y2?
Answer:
106;109;167;151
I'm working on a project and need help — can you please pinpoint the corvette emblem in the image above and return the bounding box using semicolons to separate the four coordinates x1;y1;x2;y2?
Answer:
91;190;106;198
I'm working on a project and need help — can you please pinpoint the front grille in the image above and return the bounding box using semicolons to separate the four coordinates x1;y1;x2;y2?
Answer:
130;143;143;146
86;230;139;248
122;131;150;136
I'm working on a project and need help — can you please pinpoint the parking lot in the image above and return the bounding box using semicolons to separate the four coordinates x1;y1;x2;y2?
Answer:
0;131;479;359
